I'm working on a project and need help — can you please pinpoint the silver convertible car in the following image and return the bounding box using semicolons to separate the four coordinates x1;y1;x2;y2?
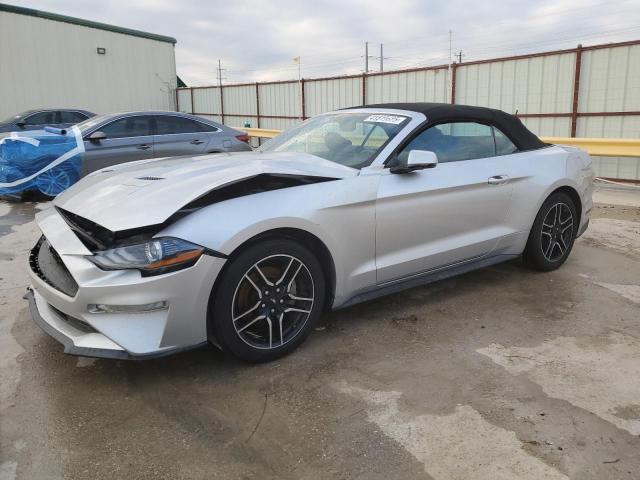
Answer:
25;103;593;362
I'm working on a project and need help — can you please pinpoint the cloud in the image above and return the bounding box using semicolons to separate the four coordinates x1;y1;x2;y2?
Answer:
8;0;640;85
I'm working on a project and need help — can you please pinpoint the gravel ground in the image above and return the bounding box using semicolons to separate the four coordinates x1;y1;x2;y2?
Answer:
0;184;639;480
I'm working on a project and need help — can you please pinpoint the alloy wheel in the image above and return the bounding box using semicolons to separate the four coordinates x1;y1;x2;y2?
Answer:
231;254;315;350
35;168;71;196
540;202;574;262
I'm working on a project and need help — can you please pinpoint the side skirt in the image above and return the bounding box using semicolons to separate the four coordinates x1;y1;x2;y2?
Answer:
337;254;519;309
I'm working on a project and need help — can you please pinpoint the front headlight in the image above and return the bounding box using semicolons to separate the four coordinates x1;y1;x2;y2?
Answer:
88;237;204;276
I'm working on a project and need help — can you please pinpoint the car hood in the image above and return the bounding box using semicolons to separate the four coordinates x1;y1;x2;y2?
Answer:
53;151;358;232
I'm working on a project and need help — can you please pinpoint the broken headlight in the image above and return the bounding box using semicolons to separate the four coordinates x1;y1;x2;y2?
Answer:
88;237;204;276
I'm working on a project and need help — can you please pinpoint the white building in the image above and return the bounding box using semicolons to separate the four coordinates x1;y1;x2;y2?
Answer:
0;3;178;119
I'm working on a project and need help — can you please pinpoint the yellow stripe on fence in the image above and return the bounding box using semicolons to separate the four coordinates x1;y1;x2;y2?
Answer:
238;127;640;158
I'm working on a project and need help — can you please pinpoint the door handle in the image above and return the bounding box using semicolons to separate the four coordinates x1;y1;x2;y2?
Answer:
136;144;151;150
488;175;510;185
190;139;204;145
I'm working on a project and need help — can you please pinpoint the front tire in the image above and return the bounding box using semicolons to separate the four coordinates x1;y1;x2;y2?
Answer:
210;238;326;362
523;192;577;271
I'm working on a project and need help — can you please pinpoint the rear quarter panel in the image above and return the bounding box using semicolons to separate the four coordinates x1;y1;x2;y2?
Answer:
503;145;591;252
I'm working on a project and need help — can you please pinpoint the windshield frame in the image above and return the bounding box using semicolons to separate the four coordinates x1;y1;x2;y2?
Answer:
258;109;426;169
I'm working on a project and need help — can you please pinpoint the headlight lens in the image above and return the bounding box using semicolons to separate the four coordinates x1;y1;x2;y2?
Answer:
88;237;204;276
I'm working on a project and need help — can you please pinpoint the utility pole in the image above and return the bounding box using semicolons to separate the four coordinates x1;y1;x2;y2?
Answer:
365;41;369;73
293;56;302;120
216;59;226;124
380;43;384;72
456;50;463;64
216;59;226;86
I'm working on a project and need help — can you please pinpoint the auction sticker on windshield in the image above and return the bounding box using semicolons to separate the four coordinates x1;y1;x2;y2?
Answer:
364;114;406;124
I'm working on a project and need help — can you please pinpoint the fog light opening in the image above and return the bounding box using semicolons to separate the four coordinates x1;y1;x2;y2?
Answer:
87;301;169;314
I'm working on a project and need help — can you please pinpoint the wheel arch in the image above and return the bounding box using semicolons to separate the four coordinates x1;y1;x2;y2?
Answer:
206;227;337;345
549;185;582;225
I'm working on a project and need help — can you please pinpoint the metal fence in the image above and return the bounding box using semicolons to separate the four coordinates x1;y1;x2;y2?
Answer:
177;39;640;180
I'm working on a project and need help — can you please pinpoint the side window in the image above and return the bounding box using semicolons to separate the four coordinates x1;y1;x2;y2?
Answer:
493;127;518;155
60;111;89;123
398;122;495;163
155;116;214;134
100;116;152;139
24;111;57;125
194;121;219;133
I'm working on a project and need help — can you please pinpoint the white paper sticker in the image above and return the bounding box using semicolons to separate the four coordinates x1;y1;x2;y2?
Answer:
364;114;405;125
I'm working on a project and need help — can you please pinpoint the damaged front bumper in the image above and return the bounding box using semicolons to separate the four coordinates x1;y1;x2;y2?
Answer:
26;208;226;359
24;288;186;360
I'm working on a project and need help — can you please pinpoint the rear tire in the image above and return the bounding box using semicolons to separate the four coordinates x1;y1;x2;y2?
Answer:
210;238;325;362
523;192;577;271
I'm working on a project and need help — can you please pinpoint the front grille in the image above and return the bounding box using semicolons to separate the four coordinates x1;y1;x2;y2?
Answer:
29;236;79;297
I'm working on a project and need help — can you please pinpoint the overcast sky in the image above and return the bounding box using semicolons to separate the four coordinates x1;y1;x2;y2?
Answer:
9;0;640;86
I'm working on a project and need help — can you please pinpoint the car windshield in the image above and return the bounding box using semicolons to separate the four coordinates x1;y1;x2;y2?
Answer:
75;114;111;133
258;112;409;169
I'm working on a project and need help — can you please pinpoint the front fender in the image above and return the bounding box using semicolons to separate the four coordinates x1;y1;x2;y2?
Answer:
158;175;380;305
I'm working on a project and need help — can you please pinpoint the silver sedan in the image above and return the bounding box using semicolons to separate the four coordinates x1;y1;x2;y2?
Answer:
25;103;593;363
76;111;251;175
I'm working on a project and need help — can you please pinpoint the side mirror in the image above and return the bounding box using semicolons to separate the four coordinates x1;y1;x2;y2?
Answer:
390;150;438;174
87;131;106;142
15;121;26;129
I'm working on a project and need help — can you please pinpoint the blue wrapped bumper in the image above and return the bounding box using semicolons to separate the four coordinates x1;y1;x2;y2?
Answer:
0;127;84;197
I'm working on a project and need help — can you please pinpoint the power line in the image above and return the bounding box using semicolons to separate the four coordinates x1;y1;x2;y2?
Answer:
194;21;640;84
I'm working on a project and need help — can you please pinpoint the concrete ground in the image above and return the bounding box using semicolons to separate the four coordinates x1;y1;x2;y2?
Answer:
0;184;639;480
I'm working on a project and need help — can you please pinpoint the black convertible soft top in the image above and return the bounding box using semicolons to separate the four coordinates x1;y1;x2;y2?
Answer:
353;102;546;151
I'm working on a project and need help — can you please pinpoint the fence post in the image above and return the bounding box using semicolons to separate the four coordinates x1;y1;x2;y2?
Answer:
570;44;583;138
451;63;457;104
219;85;225;125
301;78;306;120
362;73;367;105
255;82;260;128
255;82;261;146
189;88;194;114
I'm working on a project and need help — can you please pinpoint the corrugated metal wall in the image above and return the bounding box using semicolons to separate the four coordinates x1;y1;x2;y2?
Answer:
192;88;220;116
176;89;193;113
367;69;449;104
456;54;576;115
576;44;640;179
0;9;177;118
305;77;362;117
177;40;640;180
259;82;301;119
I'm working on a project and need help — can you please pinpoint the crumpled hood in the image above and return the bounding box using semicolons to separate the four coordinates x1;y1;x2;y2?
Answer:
53;151;357;231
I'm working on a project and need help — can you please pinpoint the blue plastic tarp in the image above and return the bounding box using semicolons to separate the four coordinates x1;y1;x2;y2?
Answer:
0;126;84;197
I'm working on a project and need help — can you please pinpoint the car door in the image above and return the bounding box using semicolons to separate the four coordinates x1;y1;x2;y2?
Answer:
58;110;90;129
153;115;219;157
375;122;518;284
82;115;154;174
20;111;59;131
